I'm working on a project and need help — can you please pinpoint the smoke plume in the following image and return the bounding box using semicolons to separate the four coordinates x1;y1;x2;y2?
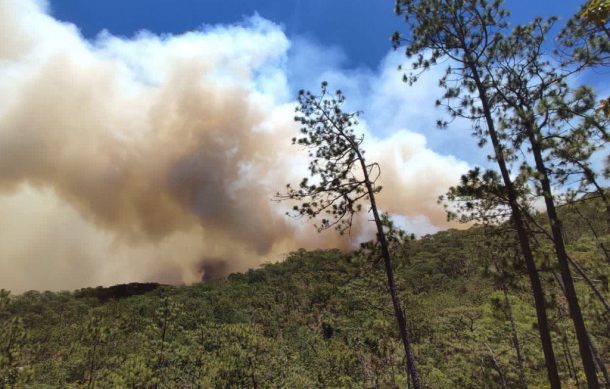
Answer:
0;0;468;292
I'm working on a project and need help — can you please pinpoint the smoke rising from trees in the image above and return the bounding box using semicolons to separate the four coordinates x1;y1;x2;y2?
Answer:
0;0;468;292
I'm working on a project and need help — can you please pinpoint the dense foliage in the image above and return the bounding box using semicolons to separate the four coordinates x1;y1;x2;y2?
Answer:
393;0;609;386
1;199;608;388
0;1;607;387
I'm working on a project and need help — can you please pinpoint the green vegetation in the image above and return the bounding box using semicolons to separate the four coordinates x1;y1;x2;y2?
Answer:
393;0;608;386
0;1;607;388
1;199;608;388
278;83;422;386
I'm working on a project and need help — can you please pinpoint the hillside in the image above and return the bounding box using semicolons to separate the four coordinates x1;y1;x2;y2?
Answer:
0;201;609;388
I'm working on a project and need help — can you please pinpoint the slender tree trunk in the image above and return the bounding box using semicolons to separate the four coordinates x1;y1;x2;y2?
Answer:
490;251;529;389
357;150;421;389
501;283;529;389
567;255;610;316
484;341;509;389
527;126;599;388
525;213;610;315
87;339;98;389
554;270;609;389
469;65;562;388
562;333;577;382
372;192;421;389
588;334;610;389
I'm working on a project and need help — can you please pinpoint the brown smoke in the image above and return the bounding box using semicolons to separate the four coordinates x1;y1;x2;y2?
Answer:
0;0;468;292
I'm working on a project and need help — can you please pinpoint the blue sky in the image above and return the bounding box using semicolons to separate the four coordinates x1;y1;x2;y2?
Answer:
45;0;585;165
48;0;580;70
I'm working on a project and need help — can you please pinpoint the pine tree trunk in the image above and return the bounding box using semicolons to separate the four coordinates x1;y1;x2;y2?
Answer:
568;255;610;316
501;284;529;389
484;341;509;389
525;213;610;315
376;228;421;389
491;252;529;389
357;150;422;389
87;339;98;389
588;334;610;389
469;66;562;388
561;333;578;383
554;271;609;389
527;125;599;389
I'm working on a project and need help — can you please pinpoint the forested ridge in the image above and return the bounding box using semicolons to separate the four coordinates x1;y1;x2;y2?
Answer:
1;0;609;387
1;198;608;388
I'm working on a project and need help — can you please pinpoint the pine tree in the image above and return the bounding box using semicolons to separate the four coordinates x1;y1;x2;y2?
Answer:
277;83;422;387
393;1;561;386
489;18;601;387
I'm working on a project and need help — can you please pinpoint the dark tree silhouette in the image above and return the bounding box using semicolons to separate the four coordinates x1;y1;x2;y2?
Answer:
276;82;422;388
489;19;602;387
393;1;562;386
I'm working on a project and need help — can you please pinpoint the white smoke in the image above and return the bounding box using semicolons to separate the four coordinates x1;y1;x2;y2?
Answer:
0;0;469;292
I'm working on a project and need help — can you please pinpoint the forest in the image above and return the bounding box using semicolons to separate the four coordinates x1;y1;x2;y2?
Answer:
0;199;608;388
1;0;610;387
